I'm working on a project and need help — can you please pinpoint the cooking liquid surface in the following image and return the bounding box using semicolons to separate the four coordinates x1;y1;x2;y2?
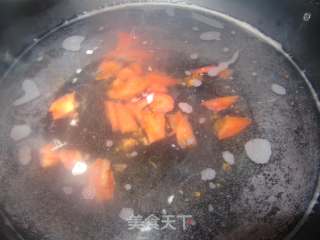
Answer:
0;4;319;240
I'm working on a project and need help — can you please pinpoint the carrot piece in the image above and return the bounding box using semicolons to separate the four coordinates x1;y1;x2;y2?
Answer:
113;163;128;173
140;109;166;144
149;93;175;113
58;149;82;170
168;111;197;148
96;60;122;81
115;48;152;63
116;32;135;50
89;159;115;202
202;96;239;112
116;103;139;134
107;32;152;63
109;77;149;100
108;68;149;100
146;72;178;93
49;92;77;120
126;98;148;122
214;115;251;140
40;144;60;168
105;101;120;132
105;101;139;133
129;62;143;76
119;138;139;152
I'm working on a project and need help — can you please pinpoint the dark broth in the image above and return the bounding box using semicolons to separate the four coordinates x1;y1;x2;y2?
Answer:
0;4;319;240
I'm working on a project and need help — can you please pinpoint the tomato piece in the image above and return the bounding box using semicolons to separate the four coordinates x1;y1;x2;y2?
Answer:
168;111;197;148
149;93;175;113
105;101;120;132
214;115;251;140
126;98;148;122
202;96;239;112
49;92;77;120
40;144;60;168
116;103;139;134
129;63;144;76
146;72;178;93
106;32;152;63
108;68;149;100
118;138;139;152
58;149;82;170
96;60;122;81
140;109;166;144
105;101;139;133
116;32;135;50
89;159;115;202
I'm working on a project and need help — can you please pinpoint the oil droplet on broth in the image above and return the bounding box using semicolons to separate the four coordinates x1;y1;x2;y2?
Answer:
245;138;272;164
271;83;287;95
222;151;235;165
18;145;32;165
119;208;134;221
13;79;40;106
201;168;216;181
200;31;221;41
10;124;31;141
62;35;85;51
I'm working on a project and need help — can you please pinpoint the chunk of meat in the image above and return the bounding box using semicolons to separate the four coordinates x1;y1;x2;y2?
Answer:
140;109;166;144
108;68;149;100
214;115;252;140
96;60;122;81
40;144;60;168
49;92;77;120
168;111;197;148
146;72;178;93
202;96;239;112
89;159;115;202
149;93;175;113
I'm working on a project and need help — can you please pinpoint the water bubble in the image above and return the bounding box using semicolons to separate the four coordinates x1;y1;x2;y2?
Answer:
13;79;40;106
201;168;216;181
245;138;272;164
119;208;134;221
62;35;85;51
10;125;31;141
200;31;221;41
178;102;193;114
86;49;94;55
303;12;311;22
271;83;286;95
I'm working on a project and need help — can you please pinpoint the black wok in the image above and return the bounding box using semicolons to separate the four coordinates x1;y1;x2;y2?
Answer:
0;1;319;240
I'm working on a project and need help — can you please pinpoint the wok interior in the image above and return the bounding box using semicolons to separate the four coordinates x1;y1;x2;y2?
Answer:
0;4;319;240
